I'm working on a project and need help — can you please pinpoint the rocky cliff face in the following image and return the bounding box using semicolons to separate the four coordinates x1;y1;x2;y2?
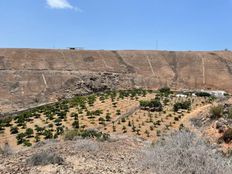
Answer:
0;49;232;113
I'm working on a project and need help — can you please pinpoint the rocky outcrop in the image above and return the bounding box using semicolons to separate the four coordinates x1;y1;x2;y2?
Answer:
0;49;232;113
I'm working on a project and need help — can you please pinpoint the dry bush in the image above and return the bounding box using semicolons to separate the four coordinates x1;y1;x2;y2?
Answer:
64;129;80;140
210;105;223;119
33;139;59;148
73;139;100;152
64;129;110;141
228;107;232;119
140;130;232;174
0;142;12;156
27;151;64;166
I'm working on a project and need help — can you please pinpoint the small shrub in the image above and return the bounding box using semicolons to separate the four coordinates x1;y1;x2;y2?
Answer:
0;142;12;156
35;135;40;142
56;126;64;135
122;126;127;133
43;129;53;139
23;140;32;147
116;110;121;115
159;87;172;96
27;152;64;166
173;101;191;112
113;125;116;132
10;126;19;134
105;113;111;121
210;105;223;119
48;123;53;128
163;98;170;105
132;125;136;132
16;133;26;145
227;107;232;119
0;117;12;127
140;99;163;112
54;118;62;126
145;130;150;137
80;129;109;141
64;129;80;140
71;112;78;118
64;129;109;141
35;126;44;135
156;130;161;136
98;117;105;124
179;123;185;130
72;120;80;129
74;139;100;152
221;128;232;144
136;129;141;135
25;128;34;138
93;109;103;116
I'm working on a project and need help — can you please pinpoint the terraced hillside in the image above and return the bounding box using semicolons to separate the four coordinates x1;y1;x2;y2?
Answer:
0;49;232;113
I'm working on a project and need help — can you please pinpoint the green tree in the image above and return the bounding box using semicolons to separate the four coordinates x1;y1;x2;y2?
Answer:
72;120;80;129
16;133;26;145
105;113;111;121
10;126;19;134
116;110;121;115
25;128;34;138
43;130;53;139
35;135;40;142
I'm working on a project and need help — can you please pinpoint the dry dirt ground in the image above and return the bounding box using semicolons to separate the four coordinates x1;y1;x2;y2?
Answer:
0;135;150;174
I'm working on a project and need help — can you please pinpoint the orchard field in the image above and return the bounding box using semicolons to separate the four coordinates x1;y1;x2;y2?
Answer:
0;88;212;149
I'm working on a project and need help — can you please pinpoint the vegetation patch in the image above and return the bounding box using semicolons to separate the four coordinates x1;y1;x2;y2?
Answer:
0;143;12;156
64;129;109;141
210;105;224;119
27;152;64;166
173;100;191;112
221;128;232;144
140;99;163;112
140;131;231;174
